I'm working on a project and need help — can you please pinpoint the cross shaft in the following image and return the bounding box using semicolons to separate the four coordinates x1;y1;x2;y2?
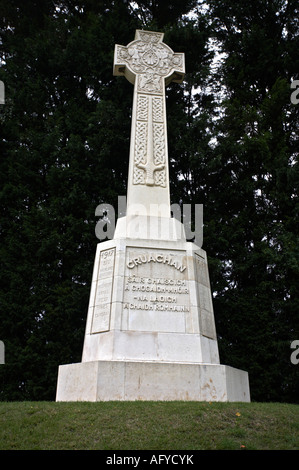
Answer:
114;30;185;218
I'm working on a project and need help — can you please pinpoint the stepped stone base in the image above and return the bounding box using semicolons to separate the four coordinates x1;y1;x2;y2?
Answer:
56;360;250;402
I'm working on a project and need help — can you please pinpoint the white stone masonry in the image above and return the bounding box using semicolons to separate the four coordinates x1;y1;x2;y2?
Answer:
56;30;250;402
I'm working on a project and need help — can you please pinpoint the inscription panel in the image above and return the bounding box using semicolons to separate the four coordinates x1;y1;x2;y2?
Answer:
195;253;216;340
91;248;115;334
123;248;189;333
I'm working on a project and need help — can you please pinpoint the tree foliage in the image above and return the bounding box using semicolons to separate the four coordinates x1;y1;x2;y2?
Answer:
0;0;298;402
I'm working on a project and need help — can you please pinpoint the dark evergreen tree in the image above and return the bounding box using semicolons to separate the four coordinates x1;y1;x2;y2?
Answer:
202;0;299;402
0;0;297;402
0;0;139;400
0;0;208;400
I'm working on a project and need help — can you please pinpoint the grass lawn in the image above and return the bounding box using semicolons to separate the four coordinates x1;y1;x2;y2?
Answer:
0;401;298;450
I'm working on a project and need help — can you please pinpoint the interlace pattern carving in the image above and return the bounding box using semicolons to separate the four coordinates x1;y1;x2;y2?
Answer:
134;96;166;187
152;96;163;122
134;121;147;166
153;123;165;166
137;95;148;121
114;30;185;190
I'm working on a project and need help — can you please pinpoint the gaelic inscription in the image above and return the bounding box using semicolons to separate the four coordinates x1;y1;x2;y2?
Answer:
123;249;190;332
91;248;115;334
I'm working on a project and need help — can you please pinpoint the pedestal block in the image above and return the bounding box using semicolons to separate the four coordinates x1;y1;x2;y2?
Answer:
56;217;250;402
56;361;250;402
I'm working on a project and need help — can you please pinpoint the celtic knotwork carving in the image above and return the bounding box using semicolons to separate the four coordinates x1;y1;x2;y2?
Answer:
133;167;145;185
136;159;165;187
114;30;185;193
137;95;148;121
152;96;163;122
153;123;165;166
134;121;147;166
154;169;166;187
134;98;166;187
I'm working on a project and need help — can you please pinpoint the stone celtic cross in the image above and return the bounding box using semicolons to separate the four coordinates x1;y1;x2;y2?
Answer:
113;30;185;218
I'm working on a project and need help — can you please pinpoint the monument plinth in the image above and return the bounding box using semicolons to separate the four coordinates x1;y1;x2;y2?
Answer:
56;30;250;402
